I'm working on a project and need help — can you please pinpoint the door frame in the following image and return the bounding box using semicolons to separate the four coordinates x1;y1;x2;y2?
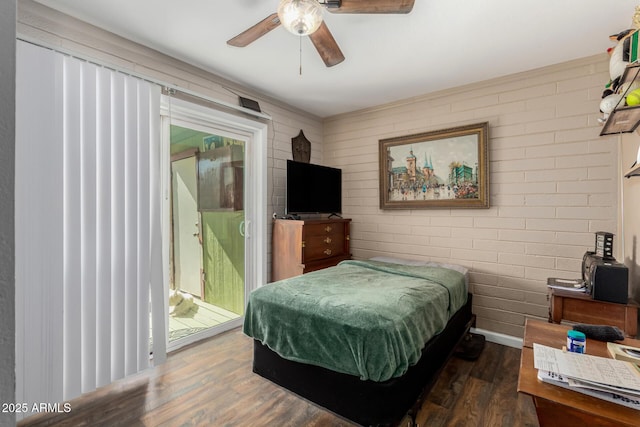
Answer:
160;96;268;351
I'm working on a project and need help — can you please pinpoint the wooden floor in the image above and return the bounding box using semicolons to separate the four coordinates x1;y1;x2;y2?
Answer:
19;328;539;427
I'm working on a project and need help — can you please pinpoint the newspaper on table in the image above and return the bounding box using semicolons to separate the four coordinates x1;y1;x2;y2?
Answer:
537;370;640;410
533;343;640;410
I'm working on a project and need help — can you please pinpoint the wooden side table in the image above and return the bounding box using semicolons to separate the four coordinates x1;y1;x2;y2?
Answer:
548;288;639;337
518;319;640;427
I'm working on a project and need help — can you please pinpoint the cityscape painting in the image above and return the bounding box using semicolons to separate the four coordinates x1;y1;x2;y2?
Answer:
379;122;489;209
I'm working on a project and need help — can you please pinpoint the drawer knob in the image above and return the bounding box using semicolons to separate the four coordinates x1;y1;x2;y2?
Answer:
324;237;332;244
324;249;332;255
325;226;332;232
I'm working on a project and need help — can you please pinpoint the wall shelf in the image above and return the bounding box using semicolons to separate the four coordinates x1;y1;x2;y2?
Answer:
600;63;640;136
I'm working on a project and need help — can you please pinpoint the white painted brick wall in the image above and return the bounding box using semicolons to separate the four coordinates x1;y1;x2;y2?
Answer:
324;57;618;338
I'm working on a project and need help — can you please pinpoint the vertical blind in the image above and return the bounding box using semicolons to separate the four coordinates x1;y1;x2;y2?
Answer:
15;40;166;410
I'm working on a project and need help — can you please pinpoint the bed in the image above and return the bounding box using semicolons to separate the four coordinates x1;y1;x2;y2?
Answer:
244;258;474;426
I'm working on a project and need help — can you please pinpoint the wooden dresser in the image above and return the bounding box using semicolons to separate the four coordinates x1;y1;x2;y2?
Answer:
272;218;351;282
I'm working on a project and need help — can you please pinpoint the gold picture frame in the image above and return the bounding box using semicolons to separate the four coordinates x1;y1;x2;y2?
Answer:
379;122;489;209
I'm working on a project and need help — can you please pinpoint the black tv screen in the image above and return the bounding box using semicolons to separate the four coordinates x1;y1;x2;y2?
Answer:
286;160;342;215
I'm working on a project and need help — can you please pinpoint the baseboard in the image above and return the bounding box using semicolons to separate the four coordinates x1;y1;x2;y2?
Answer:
471;327;523;349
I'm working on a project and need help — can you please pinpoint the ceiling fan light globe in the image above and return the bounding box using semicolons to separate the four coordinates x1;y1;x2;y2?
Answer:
277;0;323;36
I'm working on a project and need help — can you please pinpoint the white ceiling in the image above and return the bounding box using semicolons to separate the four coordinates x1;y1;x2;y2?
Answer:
34;0;640;118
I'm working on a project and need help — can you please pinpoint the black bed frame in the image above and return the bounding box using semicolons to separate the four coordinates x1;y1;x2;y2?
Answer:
252;293;475;426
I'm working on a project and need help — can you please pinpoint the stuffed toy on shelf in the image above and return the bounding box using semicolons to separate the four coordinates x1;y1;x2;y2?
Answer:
599;7;640;124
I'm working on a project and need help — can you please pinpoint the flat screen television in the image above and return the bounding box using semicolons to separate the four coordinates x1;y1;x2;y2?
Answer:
286;160;342;215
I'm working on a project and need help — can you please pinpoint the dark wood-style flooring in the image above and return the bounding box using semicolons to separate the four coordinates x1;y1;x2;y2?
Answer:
19;328;539;427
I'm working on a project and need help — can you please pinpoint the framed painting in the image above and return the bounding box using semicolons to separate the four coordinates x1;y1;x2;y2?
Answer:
379;122;489;209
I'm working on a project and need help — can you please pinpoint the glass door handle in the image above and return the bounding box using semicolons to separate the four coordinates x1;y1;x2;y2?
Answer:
239;220;245;237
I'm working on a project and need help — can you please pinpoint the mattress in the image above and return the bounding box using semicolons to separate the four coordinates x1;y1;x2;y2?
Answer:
243;259;468;382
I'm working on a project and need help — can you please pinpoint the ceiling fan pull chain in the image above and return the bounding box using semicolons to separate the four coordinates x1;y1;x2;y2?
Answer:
299;36;303;75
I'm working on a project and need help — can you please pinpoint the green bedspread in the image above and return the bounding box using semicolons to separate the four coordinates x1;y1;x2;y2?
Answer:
243;260;467;382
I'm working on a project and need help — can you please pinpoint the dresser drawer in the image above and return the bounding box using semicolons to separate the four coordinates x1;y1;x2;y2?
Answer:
303;223;345;262
304;236;345;261
304;222;342;237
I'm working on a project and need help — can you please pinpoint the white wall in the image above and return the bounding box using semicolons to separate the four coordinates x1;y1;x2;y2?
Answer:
324;57;618;337
0;1;16;426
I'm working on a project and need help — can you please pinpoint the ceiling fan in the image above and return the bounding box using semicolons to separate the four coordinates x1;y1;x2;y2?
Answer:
227;0;415;67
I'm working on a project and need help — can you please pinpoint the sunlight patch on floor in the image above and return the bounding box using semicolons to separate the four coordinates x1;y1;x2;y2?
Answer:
169;297;241;342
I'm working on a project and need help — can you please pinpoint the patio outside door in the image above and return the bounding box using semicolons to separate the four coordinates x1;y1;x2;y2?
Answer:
165;120;246;350
171;154;203;298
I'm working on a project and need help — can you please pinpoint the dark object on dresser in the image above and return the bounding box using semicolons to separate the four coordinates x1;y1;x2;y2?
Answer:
573;324;625;342
582;251;628;304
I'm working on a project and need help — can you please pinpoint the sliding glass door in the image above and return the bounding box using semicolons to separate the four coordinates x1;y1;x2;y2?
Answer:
161;97;267;351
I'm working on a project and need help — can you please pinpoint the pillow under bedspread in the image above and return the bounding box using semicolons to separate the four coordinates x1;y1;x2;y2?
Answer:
243;260;467;382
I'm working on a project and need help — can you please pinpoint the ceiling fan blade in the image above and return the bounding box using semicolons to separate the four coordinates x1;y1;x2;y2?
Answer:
227;13;281;47
328;0;415;14
308;21;345;67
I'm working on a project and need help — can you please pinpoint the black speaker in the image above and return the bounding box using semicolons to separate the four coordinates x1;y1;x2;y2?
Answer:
590;262;629;304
